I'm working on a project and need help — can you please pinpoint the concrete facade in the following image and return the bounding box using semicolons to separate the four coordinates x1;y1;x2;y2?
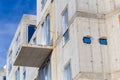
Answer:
6;14;38;80
6;0;120;80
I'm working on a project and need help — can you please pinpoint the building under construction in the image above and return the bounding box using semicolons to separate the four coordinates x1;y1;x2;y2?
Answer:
6;0;120;80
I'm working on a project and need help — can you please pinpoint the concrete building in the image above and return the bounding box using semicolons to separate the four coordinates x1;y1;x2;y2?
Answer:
0;68;6;80
6;0;120;80
6;14;38;80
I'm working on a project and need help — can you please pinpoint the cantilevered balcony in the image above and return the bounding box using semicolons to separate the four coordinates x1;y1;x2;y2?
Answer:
13;13;54;67
13;29;53;67
14;44;53;67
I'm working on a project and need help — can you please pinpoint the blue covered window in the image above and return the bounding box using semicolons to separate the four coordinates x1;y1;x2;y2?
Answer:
64;62;71;80
99;38;107;45
83;37;91;44
28;25;36;43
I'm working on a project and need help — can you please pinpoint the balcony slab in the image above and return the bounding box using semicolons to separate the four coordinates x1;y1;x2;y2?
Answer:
14;44;53;67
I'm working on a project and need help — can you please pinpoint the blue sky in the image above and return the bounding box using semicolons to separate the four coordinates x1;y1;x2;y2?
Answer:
0;0;36;67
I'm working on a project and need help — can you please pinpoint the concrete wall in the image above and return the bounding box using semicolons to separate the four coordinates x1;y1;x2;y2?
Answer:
53;0;120;80
6;0;120;80
77;0;118;14
55;17;108;80
105;12;120;80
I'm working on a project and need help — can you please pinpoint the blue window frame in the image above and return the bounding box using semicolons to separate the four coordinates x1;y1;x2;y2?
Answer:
83;37;91;44
64;62;71;80
99;38;107;45
28;25;36;43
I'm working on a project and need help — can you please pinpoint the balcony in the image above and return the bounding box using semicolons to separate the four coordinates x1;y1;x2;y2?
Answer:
13;11;54;68
14;44;53;67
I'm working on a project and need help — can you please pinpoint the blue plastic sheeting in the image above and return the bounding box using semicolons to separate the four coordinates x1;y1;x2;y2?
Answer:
83;37;91;44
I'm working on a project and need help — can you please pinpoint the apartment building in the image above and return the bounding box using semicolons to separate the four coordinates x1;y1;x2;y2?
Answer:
0;68;6;80
7;0;120;80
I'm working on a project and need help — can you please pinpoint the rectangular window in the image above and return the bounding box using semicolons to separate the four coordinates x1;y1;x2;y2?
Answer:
41;0;47;9
16;32;20;46
40;14;50;45
23;67;26;80
39;61;51;80
28;25;36;43
15;32;20;55
64;62;71;80
3;76;6;80
8;51;12;74
40;22;45;45
99;38;107;45
83;37;91;44
62;8;69;45
15;67;20;80
33;37;37;44
8;64;12;74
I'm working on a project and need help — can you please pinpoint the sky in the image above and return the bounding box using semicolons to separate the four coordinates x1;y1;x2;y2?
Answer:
0;0;36;67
